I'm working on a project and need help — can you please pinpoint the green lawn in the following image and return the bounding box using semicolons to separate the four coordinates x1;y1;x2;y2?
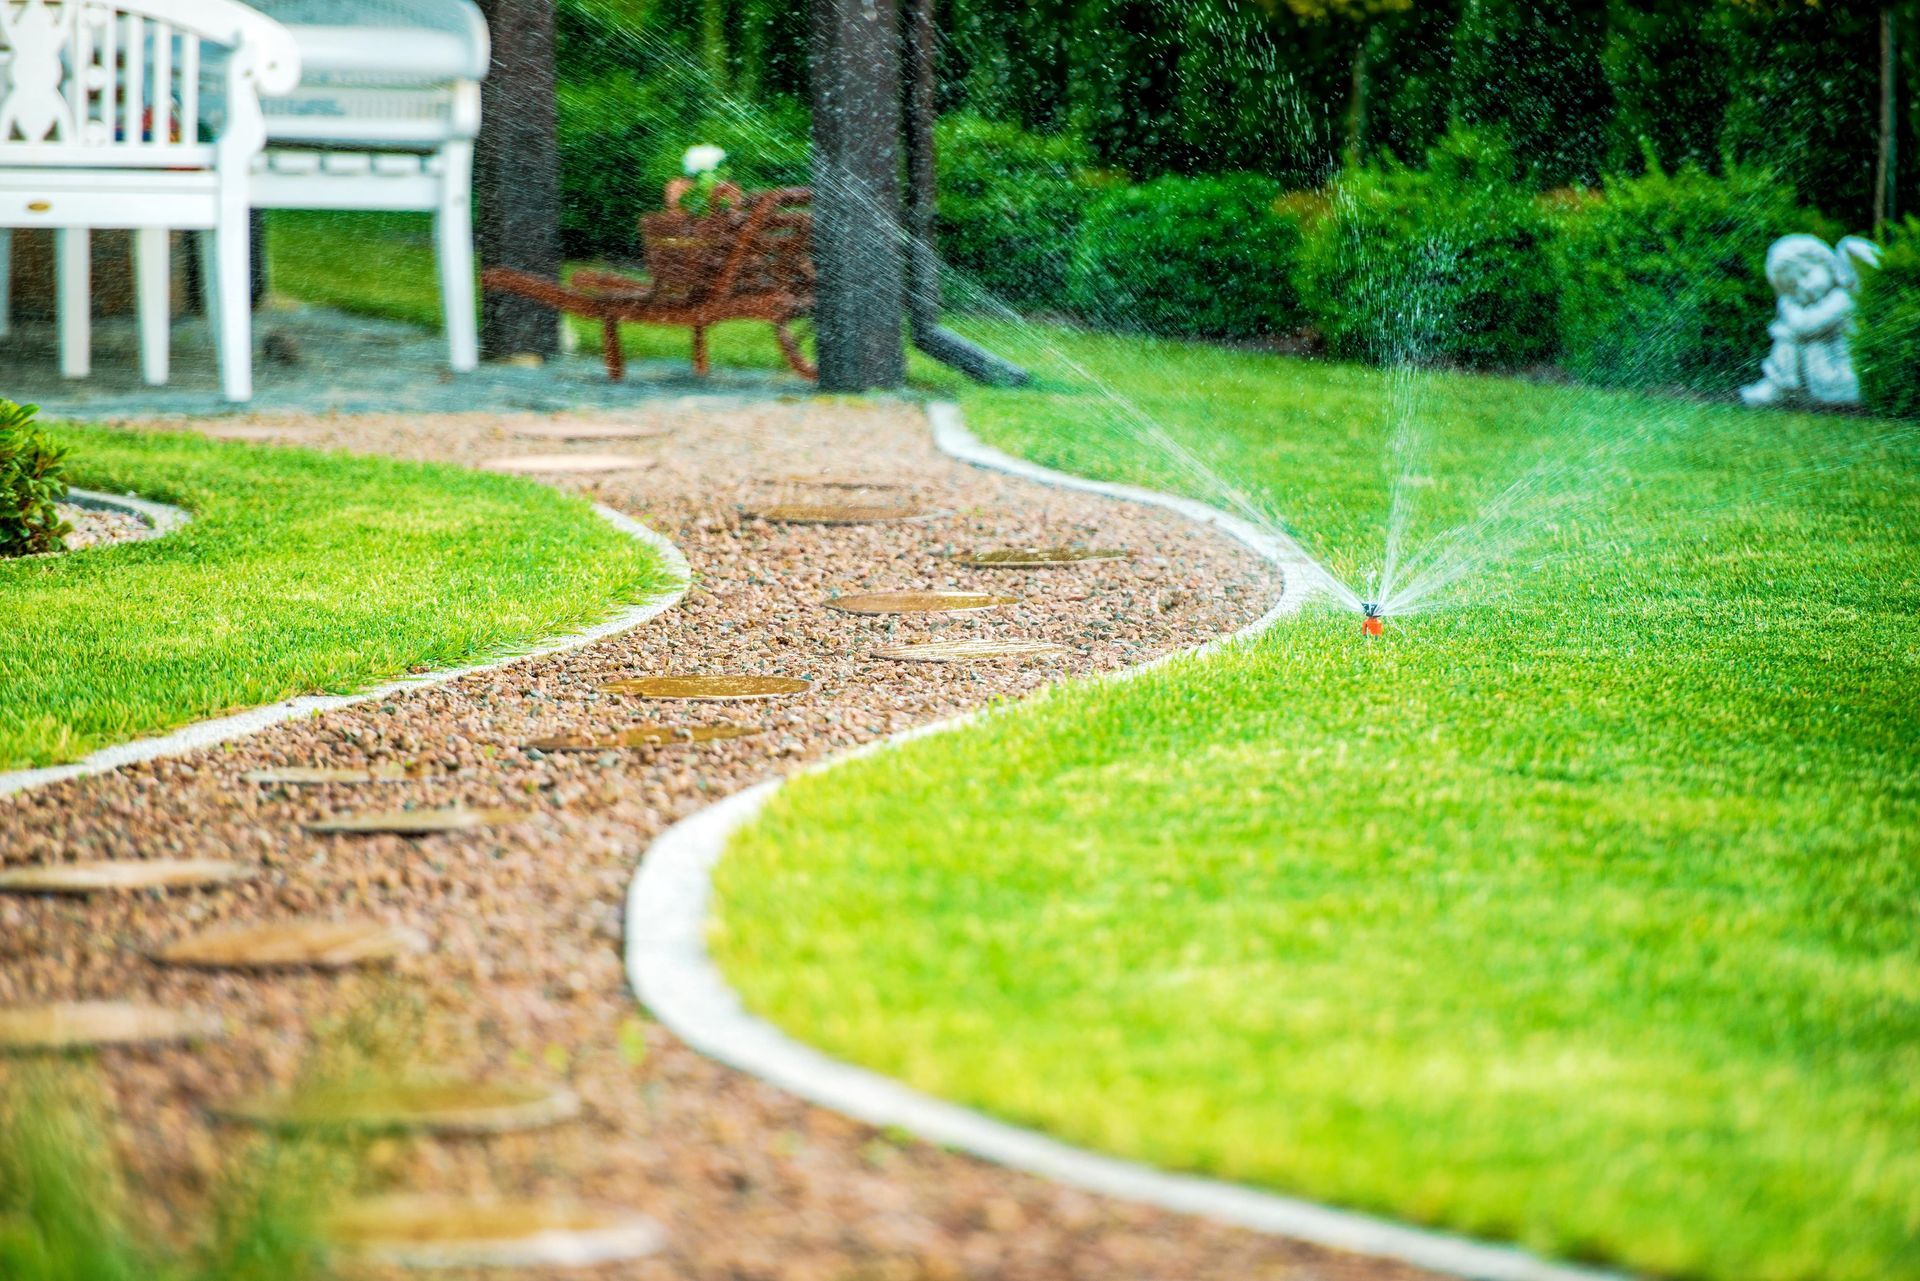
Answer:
714;326;1920;1281
262;215;1920;1277
0;425;675;768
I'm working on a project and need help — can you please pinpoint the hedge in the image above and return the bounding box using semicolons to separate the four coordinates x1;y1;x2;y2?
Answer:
1854;216;1920;418
1553;163;1819;390
1297;128;1557;368
934;115;1094;312
1068;173;1309;339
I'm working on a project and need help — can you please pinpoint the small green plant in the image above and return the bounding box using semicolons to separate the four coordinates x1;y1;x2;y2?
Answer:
1068;172;1309;339
1296;126;1558;368
1853;216;1920;419
0;1068;332;1281
0;400;70;558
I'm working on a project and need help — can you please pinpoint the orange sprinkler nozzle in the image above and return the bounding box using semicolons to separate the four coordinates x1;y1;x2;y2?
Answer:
1361;602;1383;637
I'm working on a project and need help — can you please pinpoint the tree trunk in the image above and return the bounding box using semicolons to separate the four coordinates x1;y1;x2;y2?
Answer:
703;0;730;90
1876;4;1898;235
810;0;906;391
1345;28;1371;165
476;0;562;360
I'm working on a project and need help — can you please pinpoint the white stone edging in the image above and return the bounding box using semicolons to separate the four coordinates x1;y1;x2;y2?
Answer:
67;486;196;540
622;402;1629;1281
0;504;691;799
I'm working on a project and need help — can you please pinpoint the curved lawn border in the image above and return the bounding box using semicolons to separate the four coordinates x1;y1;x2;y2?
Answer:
0;503;690;799
67;487;196;543
623;403;1626;1281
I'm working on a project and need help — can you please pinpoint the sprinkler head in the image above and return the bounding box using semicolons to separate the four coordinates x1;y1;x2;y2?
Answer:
1361;602;1383;637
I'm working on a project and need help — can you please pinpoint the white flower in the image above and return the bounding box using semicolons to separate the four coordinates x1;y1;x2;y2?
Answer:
683;144;727;176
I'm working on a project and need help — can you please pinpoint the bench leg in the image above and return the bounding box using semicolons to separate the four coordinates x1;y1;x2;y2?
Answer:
602;318;625;382
213;195;254;402
57;228;90;379
436;140;479;373
0;228;12;340
773;320;817;380
135;227;171;386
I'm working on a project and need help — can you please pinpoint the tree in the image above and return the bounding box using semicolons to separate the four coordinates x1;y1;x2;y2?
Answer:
478;0;563;359
1602;0;1730;177
1451;0;1613;188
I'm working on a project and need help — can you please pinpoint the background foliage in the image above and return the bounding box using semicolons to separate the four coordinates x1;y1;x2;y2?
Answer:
1298;128;1557;367
1552;163;1823;389
1068;173;1309;338
1855;215;1920;417
547;0;1920;402
557;0;1919;228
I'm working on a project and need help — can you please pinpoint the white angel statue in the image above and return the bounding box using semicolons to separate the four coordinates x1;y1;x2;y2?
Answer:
1740;234;1882;407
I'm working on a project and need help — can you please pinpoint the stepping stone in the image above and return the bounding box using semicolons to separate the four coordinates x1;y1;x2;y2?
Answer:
0;1001;222;1051
601;675;811;701
326;1196;665;1270
156;919;427;970
302;807;529;836
751;503;934;525
480;454;649;475
515;422;665;442
827;591;1019;615
960;546;1129;567
0;859;255;896
218;1079;580;1136
875;639;1068;663
245;766;411;786
526;723;763;750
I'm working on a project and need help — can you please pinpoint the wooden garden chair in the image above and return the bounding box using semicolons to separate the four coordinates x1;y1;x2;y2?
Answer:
482;182;816;381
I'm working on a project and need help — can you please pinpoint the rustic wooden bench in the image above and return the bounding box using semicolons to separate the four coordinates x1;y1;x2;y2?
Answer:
481;183;816;381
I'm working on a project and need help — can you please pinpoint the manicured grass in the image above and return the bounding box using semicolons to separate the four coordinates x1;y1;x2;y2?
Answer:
262;213;1920;1275
1;1068;332;1281
265;211;814;375
0;425;674;768
715;325;1920;1281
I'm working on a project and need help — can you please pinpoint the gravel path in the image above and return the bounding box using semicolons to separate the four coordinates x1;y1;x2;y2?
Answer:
56;502;151;552
0;396;1439;1281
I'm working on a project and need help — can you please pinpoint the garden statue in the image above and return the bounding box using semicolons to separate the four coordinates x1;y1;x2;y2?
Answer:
1740;234;1881;407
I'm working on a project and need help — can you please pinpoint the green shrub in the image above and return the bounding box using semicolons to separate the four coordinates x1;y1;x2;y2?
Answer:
1553;163;1819;390
1066;173;1308;339
633;101;810;208
556;71;809;259
935;115;1093;312
1297;127;1557;368
557;74;682;258
1854;216;1920;419
0;400;69;558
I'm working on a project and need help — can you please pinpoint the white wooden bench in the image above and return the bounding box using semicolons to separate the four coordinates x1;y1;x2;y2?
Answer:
246;0;488;371
0;0;299;401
